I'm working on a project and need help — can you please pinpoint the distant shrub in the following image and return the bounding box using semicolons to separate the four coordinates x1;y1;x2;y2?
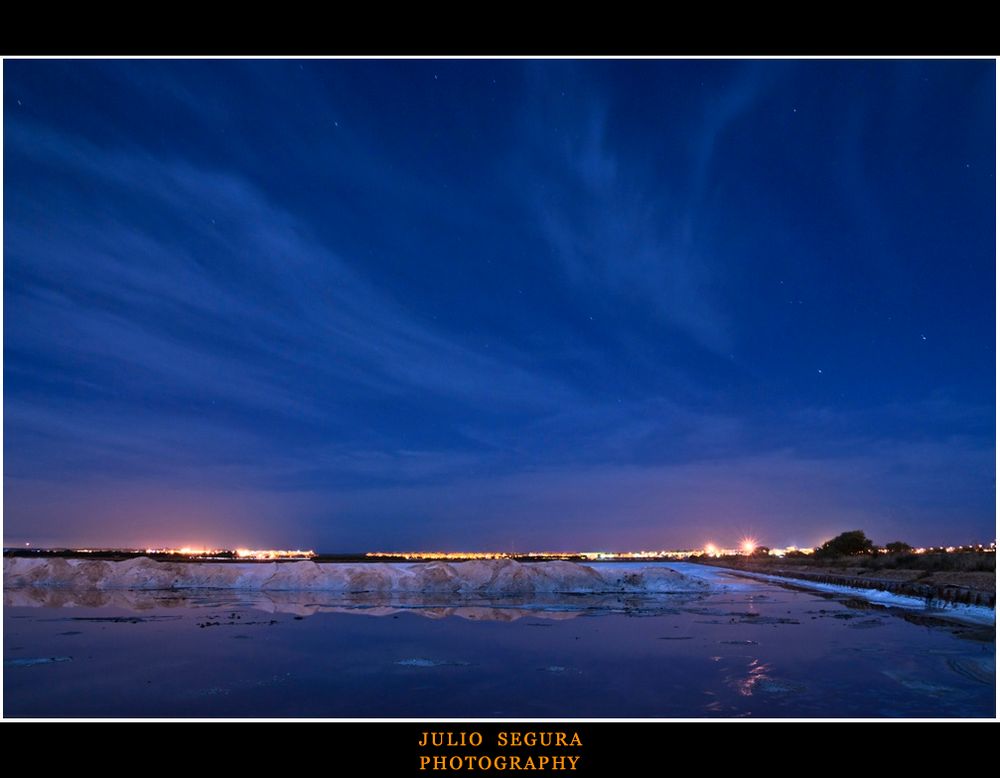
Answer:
848;551;993;572
814;530;874;558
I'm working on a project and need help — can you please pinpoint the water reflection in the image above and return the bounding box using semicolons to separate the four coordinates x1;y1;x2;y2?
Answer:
734;658;771;696
4;576;994;718
4;587;706;621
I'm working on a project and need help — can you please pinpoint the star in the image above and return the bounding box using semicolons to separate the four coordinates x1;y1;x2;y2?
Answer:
817;369;823;374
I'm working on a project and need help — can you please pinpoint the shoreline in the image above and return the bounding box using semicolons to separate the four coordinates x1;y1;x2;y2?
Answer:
703;563;995;628
691;559;994;607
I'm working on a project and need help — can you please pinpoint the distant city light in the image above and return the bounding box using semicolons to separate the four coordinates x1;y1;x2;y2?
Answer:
142;546;315;559
9;540;989;561
367;544;828;561
767;546;813;558
234;548;316;560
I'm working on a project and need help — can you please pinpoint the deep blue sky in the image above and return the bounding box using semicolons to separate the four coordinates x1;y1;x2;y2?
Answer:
3;59;995;551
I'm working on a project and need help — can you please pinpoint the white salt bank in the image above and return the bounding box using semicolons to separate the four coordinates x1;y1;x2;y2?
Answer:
3;556;709;595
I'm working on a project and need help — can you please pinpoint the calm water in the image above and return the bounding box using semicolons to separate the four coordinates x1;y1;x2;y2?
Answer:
3;563;994;718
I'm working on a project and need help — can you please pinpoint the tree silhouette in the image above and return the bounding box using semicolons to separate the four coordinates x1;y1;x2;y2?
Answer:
815;530;874;558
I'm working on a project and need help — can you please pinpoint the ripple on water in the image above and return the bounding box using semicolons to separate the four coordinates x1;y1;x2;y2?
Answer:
946;657;995;685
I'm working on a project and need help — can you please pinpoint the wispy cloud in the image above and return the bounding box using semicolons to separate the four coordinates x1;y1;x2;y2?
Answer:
5;123;583;422
512;63;775;355
4;60;993;549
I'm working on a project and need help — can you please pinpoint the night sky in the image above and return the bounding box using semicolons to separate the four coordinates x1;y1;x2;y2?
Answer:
3;59;995;552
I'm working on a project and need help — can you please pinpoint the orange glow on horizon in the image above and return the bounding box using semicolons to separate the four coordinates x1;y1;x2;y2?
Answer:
234;548;316;559
142;546;314;559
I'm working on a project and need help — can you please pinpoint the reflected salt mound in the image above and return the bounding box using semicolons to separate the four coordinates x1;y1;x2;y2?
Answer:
3;585;705;621
4;557;712;621
4;556;709;594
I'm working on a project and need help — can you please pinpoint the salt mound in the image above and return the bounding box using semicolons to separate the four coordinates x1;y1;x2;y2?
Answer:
3;556;708;595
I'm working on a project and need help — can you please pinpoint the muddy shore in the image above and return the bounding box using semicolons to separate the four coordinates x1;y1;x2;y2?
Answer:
697;559;995;608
